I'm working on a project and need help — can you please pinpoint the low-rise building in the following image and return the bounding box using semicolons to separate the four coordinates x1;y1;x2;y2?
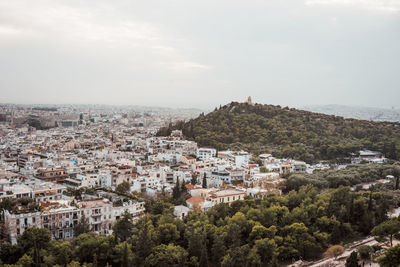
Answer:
173;205;190;219
207;189;246;205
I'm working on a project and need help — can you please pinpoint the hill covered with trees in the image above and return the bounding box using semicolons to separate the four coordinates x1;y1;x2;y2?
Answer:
157;102;400;163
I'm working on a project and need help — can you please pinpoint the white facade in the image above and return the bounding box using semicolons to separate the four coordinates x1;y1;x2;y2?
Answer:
174;205;190;219
197;148;217;161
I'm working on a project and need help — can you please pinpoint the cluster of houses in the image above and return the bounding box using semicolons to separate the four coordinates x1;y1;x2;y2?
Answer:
2;108;382;245
0;175;145;244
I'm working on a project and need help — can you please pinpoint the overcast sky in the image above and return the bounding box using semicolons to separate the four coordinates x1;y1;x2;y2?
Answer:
0;0;399;109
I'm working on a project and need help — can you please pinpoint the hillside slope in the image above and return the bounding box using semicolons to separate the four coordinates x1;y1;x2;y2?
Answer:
157;102;400;163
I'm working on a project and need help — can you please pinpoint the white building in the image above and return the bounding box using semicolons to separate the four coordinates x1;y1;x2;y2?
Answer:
197;148;217;161
173;205;190;219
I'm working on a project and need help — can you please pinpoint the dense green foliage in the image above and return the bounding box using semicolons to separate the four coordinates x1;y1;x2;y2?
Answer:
346;251;360;267
371;218;400;247
284;164;397;192
157;102;400;162
0;197;39;213
378;244;400;267
357;245;373;261
0;185;391;266
115;181;131;195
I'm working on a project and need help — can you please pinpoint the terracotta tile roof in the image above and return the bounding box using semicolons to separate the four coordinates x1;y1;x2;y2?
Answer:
186;196;204;206
185;184;195;190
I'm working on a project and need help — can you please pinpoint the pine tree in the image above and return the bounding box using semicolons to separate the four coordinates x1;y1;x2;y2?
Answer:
93;253;98;267
113;210;134;242
368;192;373;211
394;166;400;190
211;234;226;265
389;141;397;160
199;243;209;267
202;173;207;189
74;213;91;236
122;242;129;267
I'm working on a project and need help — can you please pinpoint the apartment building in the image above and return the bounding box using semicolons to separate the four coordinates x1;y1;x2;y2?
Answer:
197;148;217;161
35;167;69;182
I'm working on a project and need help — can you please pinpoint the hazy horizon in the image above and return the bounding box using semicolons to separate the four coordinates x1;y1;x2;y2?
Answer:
2;101;400;112
1;0;399;109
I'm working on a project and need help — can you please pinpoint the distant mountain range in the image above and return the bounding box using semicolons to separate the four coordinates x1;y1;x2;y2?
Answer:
301;105;400;122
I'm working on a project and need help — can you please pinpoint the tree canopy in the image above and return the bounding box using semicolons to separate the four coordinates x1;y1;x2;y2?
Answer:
1;185;392;266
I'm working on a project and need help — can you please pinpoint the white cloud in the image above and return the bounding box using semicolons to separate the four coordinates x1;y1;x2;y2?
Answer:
0;0;210;71
163;61;212;72
0;0;398;108
0;25;23;37
305;0;400;13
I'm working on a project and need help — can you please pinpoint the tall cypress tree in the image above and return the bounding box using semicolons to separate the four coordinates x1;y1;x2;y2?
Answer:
191;173;197;185
173;179;181;199
345;251;360;267
202;173;207;189
181;180;187;194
